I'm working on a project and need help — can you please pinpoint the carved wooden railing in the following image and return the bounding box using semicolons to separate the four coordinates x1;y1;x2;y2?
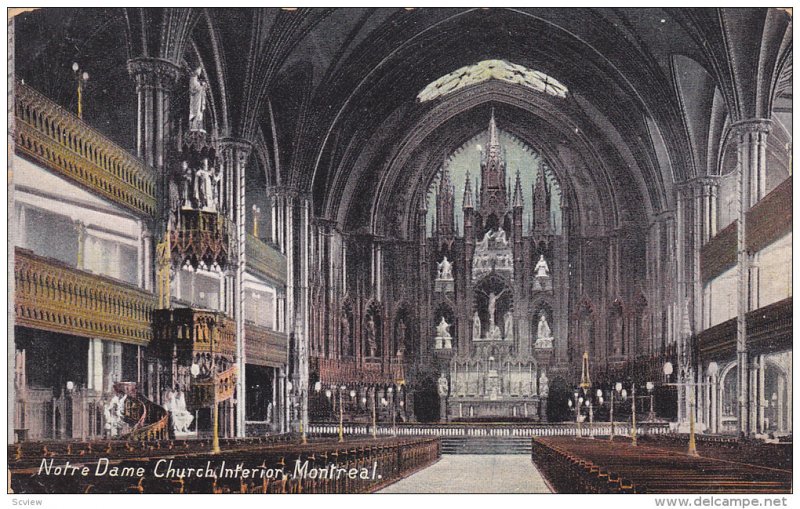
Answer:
189;366;238;408
697;297;792;359
14;248;155;345
120;394;170;442
245;321;287;367
14;80;156;217
152;308;236;357
245;233;287;283
314;357;405;385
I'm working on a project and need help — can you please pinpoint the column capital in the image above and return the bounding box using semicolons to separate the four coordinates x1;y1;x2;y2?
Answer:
127;57;181;92
217;137;253;154
268;185;310;202
731;118;772;137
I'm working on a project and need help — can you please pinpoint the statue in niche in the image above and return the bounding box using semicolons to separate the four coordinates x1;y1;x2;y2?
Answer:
435;317;452;349
539;371;549;397
213;160;224;211
180;161;194;207
365;314;378;357
195;160;219;210
494;227;508;246
537;313;552;339
340;312;352;356
437;256;453;280
437;374;449;397
436;317;452;339
503;310;513;340
478;288;507;327
534;255;550;278
189;67;208;132
472;311;481;340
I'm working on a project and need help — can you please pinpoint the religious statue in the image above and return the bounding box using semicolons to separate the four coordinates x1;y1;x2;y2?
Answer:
180;161;194;207
476;229;493;250
437;374;449;397
534;254;550;278
212;161;224;211
102;393;125;438
503;310;513;340
472;311;481;340
365;314;377;357
436;317;452;339
436;256;453;280
537;313;552;339
189;67;208;132
435;317;452;349
171;387;194;434
494;227;508;246
195;160;215;209
481;288;507;327
538;371;549;397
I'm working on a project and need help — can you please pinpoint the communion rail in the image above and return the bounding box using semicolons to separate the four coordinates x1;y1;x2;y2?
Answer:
308;421;671;438
531;436;791;494
9;436;440;494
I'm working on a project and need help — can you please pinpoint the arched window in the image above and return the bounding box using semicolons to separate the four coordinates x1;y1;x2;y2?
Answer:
417;59;568;102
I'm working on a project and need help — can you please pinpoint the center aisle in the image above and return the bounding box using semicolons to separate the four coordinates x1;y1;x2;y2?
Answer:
378;455;552;493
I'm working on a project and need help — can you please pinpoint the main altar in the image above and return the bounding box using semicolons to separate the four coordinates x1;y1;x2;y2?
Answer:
428;112;567;421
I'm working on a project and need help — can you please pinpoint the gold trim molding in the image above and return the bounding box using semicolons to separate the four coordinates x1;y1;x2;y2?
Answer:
14;248;156;345
14;81;157;217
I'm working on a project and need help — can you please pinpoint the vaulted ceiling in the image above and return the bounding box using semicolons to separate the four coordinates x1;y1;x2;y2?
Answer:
14;8;792;238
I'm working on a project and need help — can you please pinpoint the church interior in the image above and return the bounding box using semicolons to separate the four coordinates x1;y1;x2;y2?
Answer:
7;7;793;495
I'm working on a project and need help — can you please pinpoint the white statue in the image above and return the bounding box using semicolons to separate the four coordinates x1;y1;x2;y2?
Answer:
103;394;124;437
483;288;507;326
494;227;508;246
189;67;208;132
534;255;550;278
537;313;552;339
171;388;194;434
503;310;513;339
538;371;549;397
195;160;215;209
437;256;453;280
436;317;452;339
435;317;452;349
472;311;481;339
437;375;449;397
476;229;494;250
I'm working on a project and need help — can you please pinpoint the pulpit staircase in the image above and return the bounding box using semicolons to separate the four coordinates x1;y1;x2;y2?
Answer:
116;383;171;441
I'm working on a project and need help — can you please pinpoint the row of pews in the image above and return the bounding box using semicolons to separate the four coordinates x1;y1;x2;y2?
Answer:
9;435;440;494
637;434;792;471
532;436;792;494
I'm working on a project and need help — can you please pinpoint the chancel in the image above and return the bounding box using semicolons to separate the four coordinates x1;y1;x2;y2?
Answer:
8;7;792;495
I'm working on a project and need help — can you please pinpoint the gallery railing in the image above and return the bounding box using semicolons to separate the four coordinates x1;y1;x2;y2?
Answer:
14;247;155;345
14;80;156;217
245;321;288;367
245;233;287;283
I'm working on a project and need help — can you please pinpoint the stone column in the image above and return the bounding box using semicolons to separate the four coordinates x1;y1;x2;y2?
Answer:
87;338;103;392
219;139;251;437
733;119;770;435
127;58;180;170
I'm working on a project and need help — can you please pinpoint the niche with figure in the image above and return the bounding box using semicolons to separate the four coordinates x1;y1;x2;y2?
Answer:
473;274;513;341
